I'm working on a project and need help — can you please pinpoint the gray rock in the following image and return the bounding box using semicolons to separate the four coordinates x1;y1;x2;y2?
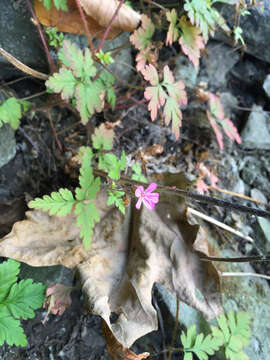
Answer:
0;124;16;168
263;74;270;98
257;217;270;252
217;1;270;64
20;262;75;286
241;105;270;149
250;188;268;203
93;33;133;84
201;41;240;88
230;56;270;87
0;0;48;79
174;54;199;89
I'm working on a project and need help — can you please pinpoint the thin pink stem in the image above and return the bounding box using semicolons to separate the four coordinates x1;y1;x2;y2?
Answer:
25;0;55;73
96;0;126;53
74;0;96;56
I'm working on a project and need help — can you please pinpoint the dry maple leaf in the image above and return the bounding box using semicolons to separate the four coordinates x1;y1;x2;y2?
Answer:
34;0;140;39
102;320;149;359
0;191;221;348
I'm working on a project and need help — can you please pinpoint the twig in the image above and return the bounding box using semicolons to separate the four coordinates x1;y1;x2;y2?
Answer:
74;0;95;55
93;168;270;219
221;272;270;281
25;0;55;73
187;207;254;243
96;0;126;53
209;186;270;209
0;47;48;80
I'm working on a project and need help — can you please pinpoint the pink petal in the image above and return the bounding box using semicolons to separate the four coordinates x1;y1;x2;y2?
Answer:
136;197;143;209
143;197;155;210
135;186;144;198
145;182;157;193
148;193;159;203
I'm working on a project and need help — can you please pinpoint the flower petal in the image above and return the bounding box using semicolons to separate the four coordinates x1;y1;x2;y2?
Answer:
148;193;159;204
145;182;157;193
143;197;155;210
135;186;144;198
135;197;143;210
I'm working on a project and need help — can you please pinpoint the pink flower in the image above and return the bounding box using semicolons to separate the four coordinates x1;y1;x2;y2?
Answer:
135;182;159;210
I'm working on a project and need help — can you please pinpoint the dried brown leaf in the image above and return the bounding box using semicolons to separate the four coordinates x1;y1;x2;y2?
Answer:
34;0;140;39
34;0;120;39
79;0;141;32
102;320;149;359
0;191;221;348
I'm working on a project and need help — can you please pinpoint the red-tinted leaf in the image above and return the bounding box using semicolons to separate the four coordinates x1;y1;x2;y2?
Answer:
196;179;209;194
135;46;158;72
43;283;73;322
208;93;224;121
206;110;224;150
130;15;155;51
166;9;180;45
222;118;242;145
179;16;205;67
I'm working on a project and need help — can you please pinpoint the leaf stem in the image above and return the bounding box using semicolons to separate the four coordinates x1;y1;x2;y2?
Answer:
96;0;126;53
25;0;55;73
74;0;96;56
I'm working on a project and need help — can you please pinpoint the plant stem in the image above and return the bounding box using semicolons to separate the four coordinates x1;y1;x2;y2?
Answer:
74;0;96;56
221;272;270;280
96;0;126;53
25;0;55;73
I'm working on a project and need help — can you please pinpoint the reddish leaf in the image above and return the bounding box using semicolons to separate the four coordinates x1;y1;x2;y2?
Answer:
43;283;73;322
135;46;158;72
196;179;209;194
141;65;167;120
179;16;205;67
166;9;180;45
130;15;155;50
222;118;242;145
206;109;224;150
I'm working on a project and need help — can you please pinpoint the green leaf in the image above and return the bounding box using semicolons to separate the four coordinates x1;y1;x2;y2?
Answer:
59;40;96;79
131;163;147;182
92;123;114;151
75;202;100;249
107;189;126;215
181;325;222;360
28;188;75;216
0;97;22;130
40;0;68;11
3;279;45;320
0;314;27;347
184;0;220;42
53;0;68;11
212;310;251;360
0;260;20;302
46;68;77;100
75;82;103;124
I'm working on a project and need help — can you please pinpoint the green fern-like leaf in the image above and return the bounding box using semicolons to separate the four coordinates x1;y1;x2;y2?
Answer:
28;188;75;216
75;202;100;249
3;279;45;320
211;310;251;360
181;324;223;360
92;123;114;151
0;260;20;302
107;189;126;215
46;68;77;100
0;260;45;347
